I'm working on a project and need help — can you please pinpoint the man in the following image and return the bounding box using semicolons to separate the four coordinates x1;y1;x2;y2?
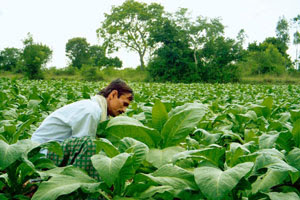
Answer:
31;78;133;179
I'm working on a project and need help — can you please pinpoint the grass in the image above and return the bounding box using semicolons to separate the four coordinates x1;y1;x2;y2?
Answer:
42;67;151;82
2;68;300;84
240;74;300;84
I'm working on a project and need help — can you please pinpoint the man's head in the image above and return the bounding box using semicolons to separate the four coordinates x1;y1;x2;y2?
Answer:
99;79;133;117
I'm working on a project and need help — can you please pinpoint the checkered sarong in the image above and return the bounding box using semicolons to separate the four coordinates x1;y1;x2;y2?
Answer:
47;136;100;180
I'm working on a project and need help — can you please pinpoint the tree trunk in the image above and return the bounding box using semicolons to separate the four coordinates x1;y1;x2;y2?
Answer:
193;50;198;73
139;53;145;71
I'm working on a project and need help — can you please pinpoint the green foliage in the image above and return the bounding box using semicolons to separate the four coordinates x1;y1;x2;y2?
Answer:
148;14;243;83
22;34;52;79
194;162;254;200
0;139;63;199
0;48;22;71
1;79;300;199
148;19;197;82
241;43;288;76
97;0;165;70
276;16;290;45
88;45;122;68
106;116;160;148
80;65;104;81
65;37;90;69
199;36;243;82
32;166;101;200
92;153;131;187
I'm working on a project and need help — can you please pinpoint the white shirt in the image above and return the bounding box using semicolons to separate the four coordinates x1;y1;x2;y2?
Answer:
31;98;102;144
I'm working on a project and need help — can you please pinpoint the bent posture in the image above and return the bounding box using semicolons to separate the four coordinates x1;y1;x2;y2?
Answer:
31;79;133;179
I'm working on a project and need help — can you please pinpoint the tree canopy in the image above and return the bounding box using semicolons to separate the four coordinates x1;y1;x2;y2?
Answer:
22;34;52;79
97;0;165;70
65;37;90;69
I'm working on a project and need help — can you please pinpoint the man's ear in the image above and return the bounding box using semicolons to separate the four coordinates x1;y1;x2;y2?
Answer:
108;90;118;100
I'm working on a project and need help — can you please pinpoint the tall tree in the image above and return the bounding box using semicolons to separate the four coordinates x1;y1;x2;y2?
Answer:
88;45;106;67
236;29;247;46
97;0;164;70
66;37;90;69
22;34;52;79
276;16;290;45
293;14;300;69
171;8;224;73
199;36;243;82
148;19;195;82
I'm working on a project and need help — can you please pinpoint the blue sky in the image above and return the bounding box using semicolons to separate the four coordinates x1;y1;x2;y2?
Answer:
0;0;299;68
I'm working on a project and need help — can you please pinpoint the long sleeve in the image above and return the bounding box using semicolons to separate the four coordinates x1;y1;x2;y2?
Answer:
31;99;101;143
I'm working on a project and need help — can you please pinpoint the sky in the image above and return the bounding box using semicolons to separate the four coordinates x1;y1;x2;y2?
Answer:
0;0;300;68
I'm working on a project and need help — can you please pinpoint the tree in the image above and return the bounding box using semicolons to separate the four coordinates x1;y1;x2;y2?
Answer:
22;34;52;79
247;36;292;69
0;47;21;71
148;19;196;82
88;45;122;68
199;36;243;82
171;8;224;73
149;8;243;83
97;0;165;70
293;14;300;69
88;45;105;67
243;43;287;75
276;16;290;45
236;29;247;46
66;37;90;69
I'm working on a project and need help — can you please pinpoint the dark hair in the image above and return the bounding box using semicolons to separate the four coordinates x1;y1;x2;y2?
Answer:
98;78;134;101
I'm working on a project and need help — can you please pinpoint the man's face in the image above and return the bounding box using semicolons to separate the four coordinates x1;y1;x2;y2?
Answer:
107;90;132;117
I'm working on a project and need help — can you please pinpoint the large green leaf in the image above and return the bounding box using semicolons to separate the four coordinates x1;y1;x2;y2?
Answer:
161;103;207;147
152;99;168;132
194;128;221;145
32;166;100;200
106;116;160;147
226;142;251;167
119;137;149;168
146;146;185;168
91;152;131;187
266;192;300;200
141;164;198;191
262;96;273;110
194;162;253;200
40;141;63;157
93;138;119;157
251;169;288;194
172;147;225;167
292;119;300;147
290;110;300;123
276;131;294;152
253;153;298;173
286;148;300;171
138;185;173;199
0;139;39;170
259;132;279;149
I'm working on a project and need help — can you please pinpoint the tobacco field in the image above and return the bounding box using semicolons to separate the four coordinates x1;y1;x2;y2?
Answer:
1;78;300;200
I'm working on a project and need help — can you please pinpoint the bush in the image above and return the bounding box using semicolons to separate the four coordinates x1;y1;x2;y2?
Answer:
80;65;104;81
241;43;288;76
22;35;52;79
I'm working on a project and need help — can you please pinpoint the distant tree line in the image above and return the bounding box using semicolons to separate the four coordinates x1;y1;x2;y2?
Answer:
0;33;52;79
65;37;122;69
1;0;300;82
0;35;122;79
96;0;300;82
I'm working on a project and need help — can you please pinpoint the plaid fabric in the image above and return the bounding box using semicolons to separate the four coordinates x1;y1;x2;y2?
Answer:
47;136;100;180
